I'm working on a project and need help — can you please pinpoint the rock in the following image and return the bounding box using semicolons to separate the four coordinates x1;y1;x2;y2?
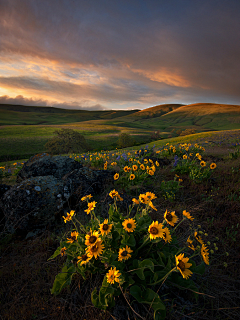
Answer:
2;175;64;235
0;184;11;231
0;184;11;200
16;153;83;182
62;167;115;208
1;155;115;236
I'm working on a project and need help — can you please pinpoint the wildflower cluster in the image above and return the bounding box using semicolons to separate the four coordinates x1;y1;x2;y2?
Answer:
50;191;211;319
158;143;218;183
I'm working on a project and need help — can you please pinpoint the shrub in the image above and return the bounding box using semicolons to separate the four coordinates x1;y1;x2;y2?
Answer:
180;129;196;136
117;133;135;148
150;130;162;141
44;128;91;155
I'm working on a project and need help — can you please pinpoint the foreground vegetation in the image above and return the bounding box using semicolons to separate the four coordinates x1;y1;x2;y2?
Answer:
0;130;240;319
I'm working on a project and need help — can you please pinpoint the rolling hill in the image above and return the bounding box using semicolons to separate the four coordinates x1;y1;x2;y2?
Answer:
0;104;140;125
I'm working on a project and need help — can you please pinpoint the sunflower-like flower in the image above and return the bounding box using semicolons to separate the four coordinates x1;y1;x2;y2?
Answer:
164;210;179;226
118;245;133;261
200;161;206;167
132;165;138;171
183;155;188;159
148;221;164;240
85;230;100;246
175;253;193;279
60;247;67;256
144;159;148;164
104;162;107;170
81;194;93;201
140;164;145;170
155;161;159;167
99;219;113;236
84;201;97;215
194;231;204;245
77;254;91;266
67;231;79;243
201;243;210;265
109;189;123;201
139;193;148;204
62;210;75;223
106;267;121;284
182;210;194;221
145;192;157;201
114;173;119;180
162;227;172;243
148;169;154;176
86;240;105;259
149;201;157;211
122;218;136;232
210;163;217;169
124;166;129;172
129;174;135;180
132;198;139;205
187;237;195;251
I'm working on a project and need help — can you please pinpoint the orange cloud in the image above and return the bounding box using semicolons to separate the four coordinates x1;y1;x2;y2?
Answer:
130;67;191;88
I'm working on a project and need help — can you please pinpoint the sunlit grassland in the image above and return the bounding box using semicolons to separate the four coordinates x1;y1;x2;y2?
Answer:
0;121;152;160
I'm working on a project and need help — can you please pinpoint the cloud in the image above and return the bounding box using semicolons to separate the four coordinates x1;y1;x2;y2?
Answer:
0;0;240;108
0;95;106;110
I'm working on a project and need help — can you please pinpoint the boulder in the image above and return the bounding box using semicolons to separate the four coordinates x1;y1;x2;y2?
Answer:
62;166;115;207
1;155;115;237
16;153;82;182
2;175;64;235
0;184;12;231
0;184;11;200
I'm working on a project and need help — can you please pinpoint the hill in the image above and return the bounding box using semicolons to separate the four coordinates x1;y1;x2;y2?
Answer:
158;103;240;130
125;103;183;119
0;104;140;125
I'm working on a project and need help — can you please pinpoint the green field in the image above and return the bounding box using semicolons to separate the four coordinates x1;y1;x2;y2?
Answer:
1;102;240;161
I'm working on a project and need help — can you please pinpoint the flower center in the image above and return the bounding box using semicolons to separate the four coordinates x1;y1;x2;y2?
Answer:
91;244;98;252
127;223;132;229
71;235;77;241
89;235;97;243
81;254;88;261
166;213;173;221
177;260;185;271
150;227;158;235
121;250;128;257
103;224;109;231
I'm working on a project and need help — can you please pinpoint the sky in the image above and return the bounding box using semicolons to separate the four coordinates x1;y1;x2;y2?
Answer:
0;0;240;111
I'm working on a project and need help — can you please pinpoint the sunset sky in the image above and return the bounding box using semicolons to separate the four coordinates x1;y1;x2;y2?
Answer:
0;0;240;110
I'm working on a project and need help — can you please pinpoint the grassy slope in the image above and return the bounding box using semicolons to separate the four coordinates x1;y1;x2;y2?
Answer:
1;102;240;160
0;104;139;125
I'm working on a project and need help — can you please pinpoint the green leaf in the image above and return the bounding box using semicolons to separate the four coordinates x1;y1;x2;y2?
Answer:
133;259;154;280
130;286;166;320
169;272;199;301
48;246;61;260
192;262;205;275
136;215;152;231
130;285;142;301
50;264;76;295
121;233;136;247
